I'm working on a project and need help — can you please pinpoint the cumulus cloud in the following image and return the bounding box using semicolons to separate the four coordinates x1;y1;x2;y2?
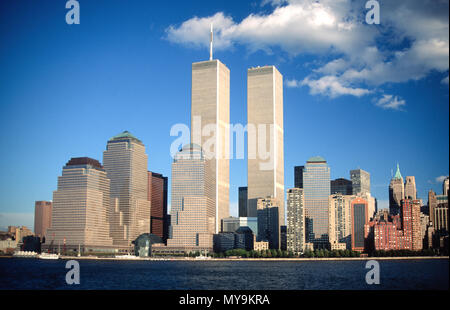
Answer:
165;0;449;108
375;95;406;111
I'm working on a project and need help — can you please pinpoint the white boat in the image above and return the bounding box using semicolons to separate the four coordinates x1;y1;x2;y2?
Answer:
13;251;38;258
115;254;140;259
38;253;60;260
195;255;211;260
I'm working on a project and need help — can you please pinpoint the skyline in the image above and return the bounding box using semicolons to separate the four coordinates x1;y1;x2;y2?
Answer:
0;0;449;230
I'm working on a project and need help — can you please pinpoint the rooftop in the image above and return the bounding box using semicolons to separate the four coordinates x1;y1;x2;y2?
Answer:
108;131;143;144
307;156;327;163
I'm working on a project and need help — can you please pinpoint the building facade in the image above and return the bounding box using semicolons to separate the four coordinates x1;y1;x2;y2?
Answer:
238;187;248;217
167;144;215;251
303;156;331;248
294;166;304;189
404;176;417;200
389;164;404;216
256;197;280;249
351;198;369;251
247;66;284;229
350;169;370;195
286;188;305;254
329;194;354;249
330;178;353;195
46;157;113;252
34;201;52;240
191;59;230;234
148;171;168;243
103;131;150;247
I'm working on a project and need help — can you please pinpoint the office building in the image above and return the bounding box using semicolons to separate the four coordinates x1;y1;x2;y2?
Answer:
103;131;150;247
247;66;284;229
238;187;248;217
434;203;448;233
350;169;370;195
389;164;404;216
404;176;417;200
444;177;449;196
294;166;304;189
221;216;257;236
191;58;230;233
34;201;52;240
46;157;113;252
303;156;331;248
401;199;423;251
329;194;353;249
148;171;168;243
330;178;353;195
351;197;369;251
256;197;280;249
167;144;215;251
286;188;305;254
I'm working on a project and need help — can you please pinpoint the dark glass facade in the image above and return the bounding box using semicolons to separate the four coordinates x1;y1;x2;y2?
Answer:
330;178;353;195
294;166;304;189
238;187;248;217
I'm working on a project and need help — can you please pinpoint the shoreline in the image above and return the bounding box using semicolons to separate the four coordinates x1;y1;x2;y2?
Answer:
1;255;448;262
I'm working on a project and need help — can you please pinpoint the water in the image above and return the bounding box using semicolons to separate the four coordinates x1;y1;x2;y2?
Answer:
0;258;448;290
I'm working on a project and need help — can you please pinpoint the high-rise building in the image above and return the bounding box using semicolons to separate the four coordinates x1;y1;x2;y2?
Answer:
428;190;437;226
401;199;423;251
191;59;230;234
294;166;304;189
34;201;52;240
434;203;448;233
443;177;449;196
389;164;404;216
46;157;113;252
167;144;215;251
256;197;280;249
221;216;257;236
286;188;305;254
330;178;353;195
351;198;369;251
329;194;353;249
238;187;248;217
148;171;168;243
303;156;330;248
350;169;370;195
404;176;417;200
103;131;150;247
247;66;284;229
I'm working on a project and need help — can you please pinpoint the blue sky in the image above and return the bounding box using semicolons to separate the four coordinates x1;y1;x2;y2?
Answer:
0;0;448;230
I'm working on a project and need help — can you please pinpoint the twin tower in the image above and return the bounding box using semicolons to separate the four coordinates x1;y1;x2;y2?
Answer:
190;58;284;233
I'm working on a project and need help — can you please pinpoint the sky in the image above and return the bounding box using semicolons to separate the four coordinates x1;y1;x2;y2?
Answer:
0;0;448;231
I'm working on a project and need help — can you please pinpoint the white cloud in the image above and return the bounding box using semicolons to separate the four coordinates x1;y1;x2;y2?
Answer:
165;0;449;106
436;175;449;183
442;76;449;85
300;76;371;98
375;94;406;111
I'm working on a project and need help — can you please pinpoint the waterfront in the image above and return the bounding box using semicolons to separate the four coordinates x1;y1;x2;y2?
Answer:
0;258;448;290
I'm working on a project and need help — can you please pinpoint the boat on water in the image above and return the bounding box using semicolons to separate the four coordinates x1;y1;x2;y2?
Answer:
38;253;60;260
115;254;140;259
13;251;38;258
195;255;211;260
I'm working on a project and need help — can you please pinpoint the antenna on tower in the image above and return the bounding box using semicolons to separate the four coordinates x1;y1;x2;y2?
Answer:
209;23;213;61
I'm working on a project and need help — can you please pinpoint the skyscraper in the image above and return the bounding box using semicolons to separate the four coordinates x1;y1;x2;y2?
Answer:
350;169;370;195
148;171;168;243
303;156;331;249
443;177;449;196
329;194;353;249
34;201;52;240
330;178;353;195
389;164;404;216
46;157;113;251
247;66;284;229
103;131;150;247
256;196;280;250
191;59;230;233
404;176;417;200
286;188;305;254
294;166;304;189
238;186;248;217
167;144;215;250
351;197;369;252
